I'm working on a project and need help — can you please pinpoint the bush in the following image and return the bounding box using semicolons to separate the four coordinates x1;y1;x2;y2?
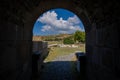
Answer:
63;37;74;44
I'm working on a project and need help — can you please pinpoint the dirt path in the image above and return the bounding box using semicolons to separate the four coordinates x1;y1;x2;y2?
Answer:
39;53;79;80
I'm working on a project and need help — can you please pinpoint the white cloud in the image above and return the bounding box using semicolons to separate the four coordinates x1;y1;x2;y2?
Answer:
41;25;52;32
37;11;84;34
67;15;80;24
38;11;57;24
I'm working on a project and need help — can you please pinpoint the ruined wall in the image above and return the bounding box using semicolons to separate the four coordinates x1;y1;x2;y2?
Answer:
32;41;48;77
32;41;48;61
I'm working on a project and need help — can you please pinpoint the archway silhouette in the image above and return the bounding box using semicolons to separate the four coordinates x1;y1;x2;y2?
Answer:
23;0;91;56
22;0;93;79
32;8;86;79
1;0;119;80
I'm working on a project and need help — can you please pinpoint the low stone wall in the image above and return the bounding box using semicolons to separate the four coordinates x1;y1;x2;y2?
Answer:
32;41;49;76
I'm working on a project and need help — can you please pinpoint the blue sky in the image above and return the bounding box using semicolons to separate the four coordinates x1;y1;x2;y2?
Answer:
33;8;85;36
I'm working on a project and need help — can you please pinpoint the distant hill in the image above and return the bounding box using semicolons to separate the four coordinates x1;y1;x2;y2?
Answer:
32;34;73;41
32;36;43;41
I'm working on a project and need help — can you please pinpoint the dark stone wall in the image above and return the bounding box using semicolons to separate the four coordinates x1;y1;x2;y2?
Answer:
0;0;34;80
0;0;120;80
83;1;120;80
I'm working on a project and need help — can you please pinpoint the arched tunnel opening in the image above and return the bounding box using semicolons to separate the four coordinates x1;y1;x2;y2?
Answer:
0;0;120;80
32;8;86;80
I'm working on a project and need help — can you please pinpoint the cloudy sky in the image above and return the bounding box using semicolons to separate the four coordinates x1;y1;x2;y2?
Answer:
33;8;85;36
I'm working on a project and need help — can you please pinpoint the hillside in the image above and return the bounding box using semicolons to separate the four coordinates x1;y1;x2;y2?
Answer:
32;34;73;41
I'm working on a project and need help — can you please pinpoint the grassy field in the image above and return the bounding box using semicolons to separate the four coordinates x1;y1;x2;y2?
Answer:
47;41;63;45
44;43;85;62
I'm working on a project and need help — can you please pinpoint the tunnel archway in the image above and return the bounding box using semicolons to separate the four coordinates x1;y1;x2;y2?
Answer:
21;1;92;79
0;0;120;80
23;0;91;56
32;8;86;79
32;8;86;46
30;5;88;79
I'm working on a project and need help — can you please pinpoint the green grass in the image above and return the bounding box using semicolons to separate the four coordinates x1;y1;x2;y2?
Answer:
47;41;63;45
52;47;82;56
44;43;85;62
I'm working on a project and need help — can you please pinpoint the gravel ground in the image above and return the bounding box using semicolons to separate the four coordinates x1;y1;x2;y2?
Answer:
38;53;79;80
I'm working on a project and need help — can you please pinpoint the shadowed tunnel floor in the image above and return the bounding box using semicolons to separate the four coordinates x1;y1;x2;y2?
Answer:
37;53;80;80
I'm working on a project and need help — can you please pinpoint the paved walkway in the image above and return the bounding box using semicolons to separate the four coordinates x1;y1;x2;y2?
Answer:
39;53;79;80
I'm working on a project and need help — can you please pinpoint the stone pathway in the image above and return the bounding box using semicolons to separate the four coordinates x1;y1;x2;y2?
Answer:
39;53;79;80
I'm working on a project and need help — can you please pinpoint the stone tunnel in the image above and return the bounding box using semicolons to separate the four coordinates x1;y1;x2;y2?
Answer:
0;0;120;80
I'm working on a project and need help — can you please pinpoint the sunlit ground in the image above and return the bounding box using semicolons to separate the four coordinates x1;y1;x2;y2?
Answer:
39;43;85;80
44;43;85;62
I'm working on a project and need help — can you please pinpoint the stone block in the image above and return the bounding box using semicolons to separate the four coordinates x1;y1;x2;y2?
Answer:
102;48;114;69
96;28;104;46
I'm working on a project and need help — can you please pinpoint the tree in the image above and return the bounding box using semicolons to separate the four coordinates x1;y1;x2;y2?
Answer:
63;36;74;44
74;30;85;43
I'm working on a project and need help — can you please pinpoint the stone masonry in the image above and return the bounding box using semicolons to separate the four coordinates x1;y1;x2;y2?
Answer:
0;0;120;80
